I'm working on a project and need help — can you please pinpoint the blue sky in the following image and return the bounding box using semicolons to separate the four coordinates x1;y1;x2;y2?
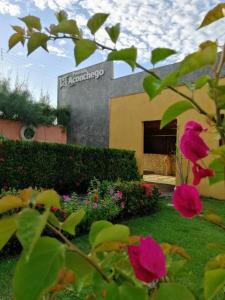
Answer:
0;0;225;106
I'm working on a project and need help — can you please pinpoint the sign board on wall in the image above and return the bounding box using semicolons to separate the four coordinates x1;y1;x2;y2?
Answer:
59;69;105;89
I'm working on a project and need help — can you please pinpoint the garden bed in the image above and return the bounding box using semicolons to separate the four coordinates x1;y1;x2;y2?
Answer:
1;197;225;299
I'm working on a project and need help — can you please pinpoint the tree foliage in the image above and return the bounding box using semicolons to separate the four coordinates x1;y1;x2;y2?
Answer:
0;78;70;127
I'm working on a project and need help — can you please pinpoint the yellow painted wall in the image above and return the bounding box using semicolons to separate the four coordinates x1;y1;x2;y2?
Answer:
109;83;225;200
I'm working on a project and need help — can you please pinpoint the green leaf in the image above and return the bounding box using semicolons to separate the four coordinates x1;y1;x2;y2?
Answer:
0;195;24;214
160;71;179;89
65;251;95;291
36;190;61;208
13;237;65;300
119;284;148;300
62;208;85;235
155;283;195;300
16;208;49;259
194;75;211;89
51;19;79;36
151;48;176;65
27;32;49;55
8;33;24;50
179;41;217;76
93;224;130;248
107;47;137;70
105;283;120;300
160;101;194;129
12;25;25;34
48;212;61;229
105;23;120;43
55;10;68;22
20;15;41;31
204;269;225;300
87;13;109;35
89;220;112;246
0;215;17;251
143;75;161;100
209;158;225;185
198;4;225;29
74;39;97;66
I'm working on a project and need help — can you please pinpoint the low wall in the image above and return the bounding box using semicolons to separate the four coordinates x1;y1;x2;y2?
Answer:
0;119;67;144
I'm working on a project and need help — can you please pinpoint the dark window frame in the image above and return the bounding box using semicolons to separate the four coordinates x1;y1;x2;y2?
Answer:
143;120;177;155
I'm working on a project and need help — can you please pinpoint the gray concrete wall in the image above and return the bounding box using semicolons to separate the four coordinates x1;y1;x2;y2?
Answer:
58;62;113;146
58;55;225;147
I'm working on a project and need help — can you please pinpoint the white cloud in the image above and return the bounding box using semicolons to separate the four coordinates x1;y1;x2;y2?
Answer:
58;39;67;46
48;44;68;57
24;63;33;68
0;0;20;16
23;1;225;64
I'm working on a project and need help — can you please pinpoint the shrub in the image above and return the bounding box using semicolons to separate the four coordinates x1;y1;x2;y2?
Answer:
56;179;160;234
99;180;161;219
0;179;159;256
0;141;140;193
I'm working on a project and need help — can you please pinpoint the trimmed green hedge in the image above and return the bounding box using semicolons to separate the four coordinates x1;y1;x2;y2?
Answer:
0;141;139;192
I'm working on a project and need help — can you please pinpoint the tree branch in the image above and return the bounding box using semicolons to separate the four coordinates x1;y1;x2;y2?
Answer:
47;222;111;283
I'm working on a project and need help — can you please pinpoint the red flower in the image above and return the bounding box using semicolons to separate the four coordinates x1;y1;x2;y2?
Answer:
141;183;153;197
172;184;202;218
192;164;214;185
51;207;59;213
128;237;166;283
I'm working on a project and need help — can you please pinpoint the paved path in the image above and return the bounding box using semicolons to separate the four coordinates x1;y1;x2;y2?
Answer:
143;174;176;186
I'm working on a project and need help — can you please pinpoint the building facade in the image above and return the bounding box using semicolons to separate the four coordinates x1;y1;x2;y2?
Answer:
58;61;225;200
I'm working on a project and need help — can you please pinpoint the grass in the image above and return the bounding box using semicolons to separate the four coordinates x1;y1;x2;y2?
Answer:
0;197;225;299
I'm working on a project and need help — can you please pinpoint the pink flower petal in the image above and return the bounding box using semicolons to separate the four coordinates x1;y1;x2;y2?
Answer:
192;164;214;185
173;184;202;218
180;131;209;163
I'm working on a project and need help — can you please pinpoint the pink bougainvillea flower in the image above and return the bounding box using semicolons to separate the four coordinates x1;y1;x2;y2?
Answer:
172;184;202;218
180;131;209;163
128;237;166;283
192;164;214;185
184;120;206;134
93;202;97;209
62;195;71;202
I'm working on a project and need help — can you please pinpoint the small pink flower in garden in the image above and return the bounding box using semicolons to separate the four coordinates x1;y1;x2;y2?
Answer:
172;184;202;218
180;130;209;163
192;164;214;185
93;202;97;209
85;200;90;205
117;191;123;199
128;237;166;283
121;201;125;209
51;207;59;213
62;195;71;202
141;183;153;197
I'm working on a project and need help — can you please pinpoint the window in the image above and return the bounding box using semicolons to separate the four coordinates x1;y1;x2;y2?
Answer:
144;120;177;154
219;114;224;146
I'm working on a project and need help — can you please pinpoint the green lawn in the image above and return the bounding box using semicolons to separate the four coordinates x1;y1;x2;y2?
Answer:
1;198;225;299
